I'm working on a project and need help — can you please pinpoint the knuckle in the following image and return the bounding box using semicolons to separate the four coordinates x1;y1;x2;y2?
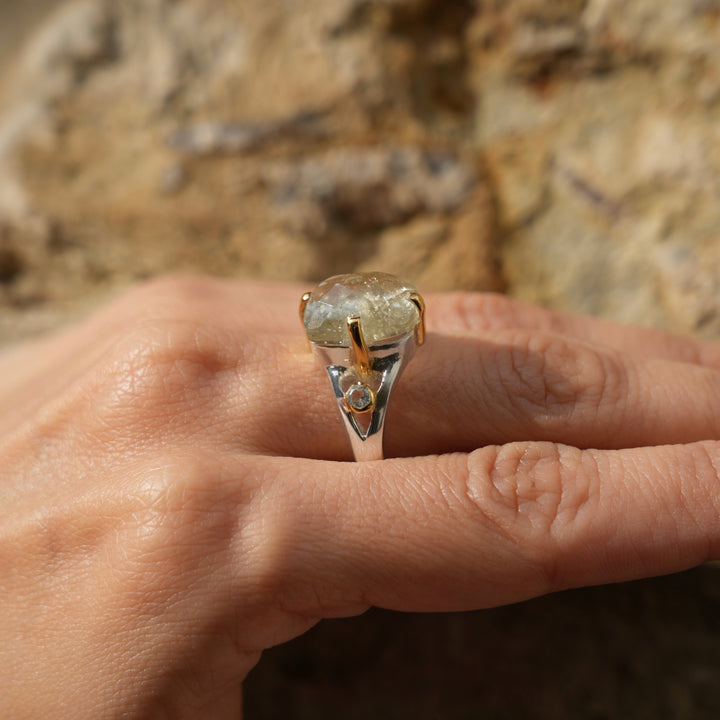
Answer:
491;330;550;412
63;278;253;452
121;275;221;316
103;316;234;417
491;330;628;426
120;454;257;568
441;292;568;335
466;443;595;590
103;455;262;625
104;276;228;339
447;291;524;333
477;442;566;533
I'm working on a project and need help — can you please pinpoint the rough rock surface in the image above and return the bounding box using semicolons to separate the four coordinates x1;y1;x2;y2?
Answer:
2;1;720;343
1;3;720;718
2;1;720;342
473;0;720;334
0;0;500;343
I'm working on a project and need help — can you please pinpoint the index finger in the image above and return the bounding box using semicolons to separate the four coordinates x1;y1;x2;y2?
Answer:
251;442;720;616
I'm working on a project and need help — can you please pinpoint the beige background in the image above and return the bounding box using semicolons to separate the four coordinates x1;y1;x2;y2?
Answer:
3;0;720;346
1;2;719;717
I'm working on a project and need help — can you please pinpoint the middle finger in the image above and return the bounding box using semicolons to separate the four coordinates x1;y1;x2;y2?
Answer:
244;329;720;459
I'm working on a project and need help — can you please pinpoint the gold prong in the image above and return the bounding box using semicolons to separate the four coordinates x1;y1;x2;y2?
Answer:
409;292;426;345
299;292;312;323
347;316;371;374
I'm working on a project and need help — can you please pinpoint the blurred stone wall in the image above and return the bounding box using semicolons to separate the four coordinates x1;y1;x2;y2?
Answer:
1;0;720;343
2;5;720;719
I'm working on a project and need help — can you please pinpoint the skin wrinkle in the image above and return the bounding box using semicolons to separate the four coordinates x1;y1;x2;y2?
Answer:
547;446;599;590
496;331;599;422
565;340;627;447
620;449;675;575
472;447;546;543
435;453;471;520
687;444;719;560
462;447;554;598
464;446;514;532
468;442;609;594
535;334;620;422
508;332;544;414
640;446;709;570
610;350;637;447
490;332;563;430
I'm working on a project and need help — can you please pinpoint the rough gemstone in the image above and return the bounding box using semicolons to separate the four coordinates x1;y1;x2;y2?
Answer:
345;383;374;411
303;272;420;346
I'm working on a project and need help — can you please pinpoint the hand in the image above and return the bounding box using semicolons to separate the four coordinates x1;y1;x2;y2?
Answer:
1;277;718;718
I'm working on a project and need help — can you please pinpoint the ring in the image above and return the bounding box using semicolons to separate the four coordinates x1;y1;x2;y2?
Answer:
300;272;425;462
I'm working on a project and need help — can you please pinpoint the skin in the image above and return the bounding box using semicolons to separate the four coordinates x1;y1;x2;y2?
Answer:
1;276;719;718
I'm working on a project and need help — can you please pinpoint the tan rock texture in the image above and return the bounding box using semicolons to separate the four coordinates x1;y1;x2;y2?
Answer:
2;0;720;343
2;4;720;718
473;0;720;334
4;1;720;343
0;0;501;343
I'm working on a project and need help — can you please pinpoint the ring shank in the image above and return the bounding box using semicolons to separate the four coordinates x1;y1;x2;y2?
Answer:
345;430;384;462
310;333;417;462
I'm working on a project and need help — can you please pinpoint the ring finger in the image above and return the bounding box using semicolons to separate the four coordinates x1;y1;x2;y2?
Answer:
243;328;720;459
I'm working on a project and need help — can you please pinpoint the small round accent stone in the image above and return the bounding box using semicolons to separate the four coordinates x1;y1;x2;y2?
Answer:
345;383;374;412
302;272;420;346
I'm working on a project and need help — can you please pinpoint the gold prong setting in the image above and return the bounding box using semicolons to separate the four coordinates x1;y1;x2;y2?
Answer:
409;293;426;346
299;292;312;323
346;316;371;374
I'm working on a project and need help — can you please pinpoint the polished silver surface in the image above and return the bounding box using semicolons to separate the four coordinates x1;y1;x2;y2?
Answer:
309;332;417;461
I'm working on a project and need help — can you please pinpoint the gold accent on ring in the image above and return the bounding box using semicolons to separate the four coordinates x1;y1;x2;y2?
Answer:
299;292;312;322
409;293;426;346
347;316;371;374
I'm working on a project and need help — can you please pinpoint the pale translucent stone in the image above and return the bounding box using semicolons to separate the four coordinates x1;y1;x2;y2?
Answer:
303;272;420;346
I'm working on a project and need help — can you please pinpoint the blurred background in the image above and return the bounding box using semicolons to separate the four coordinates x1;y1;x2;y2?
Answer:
1;0;719;717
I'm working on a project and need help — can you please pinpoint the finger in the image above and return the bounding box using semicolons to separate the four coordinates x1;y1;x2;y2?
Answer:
428;292;720;367
252;441;720;615
257;328;720;459
391;329;720;453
